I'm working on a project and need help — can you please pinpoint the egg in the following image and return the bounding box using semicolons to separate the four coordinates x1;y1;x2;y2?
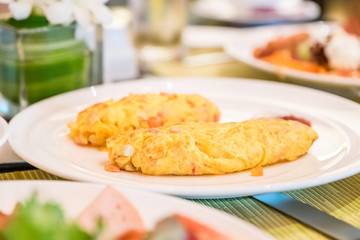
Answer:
68;93;220;147
106;119;318;176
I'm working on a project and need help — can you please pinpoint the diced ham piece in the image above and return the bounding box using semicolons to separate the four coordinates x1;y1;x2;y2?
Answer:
0;211;10;229
174;214;232;240
104;163;121;172
77;186;145;239
250;164;264;177
148;116;164;128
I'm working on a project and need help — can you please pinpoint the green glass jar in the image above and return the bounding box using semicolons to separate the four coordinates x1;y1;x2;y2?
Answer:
0;17;102;119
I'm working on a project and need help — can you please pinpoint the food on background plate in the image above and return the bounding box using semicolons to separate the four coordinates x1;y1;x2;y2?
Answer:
254;17;360;78
0;186;233;240
68;93;220;148
106;118;318;176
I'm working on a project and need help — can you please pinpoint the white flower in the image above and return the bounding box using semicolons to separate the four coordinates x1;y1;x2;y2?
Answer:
0;0;55;20
45;0;113;26
0;0;34;20
2;0;112;26
9;1;32;20
1;0;112;50
44;1;74;25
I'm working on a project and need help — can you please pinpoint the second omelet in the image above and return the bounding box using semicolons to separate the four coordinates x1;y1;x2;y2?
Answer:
68;93;220;147
106;118;318;175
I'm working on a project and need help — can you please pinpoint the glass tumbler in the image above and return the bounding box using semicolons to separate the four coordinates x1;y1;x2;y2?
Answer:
129;0;187;74
0;22;102;119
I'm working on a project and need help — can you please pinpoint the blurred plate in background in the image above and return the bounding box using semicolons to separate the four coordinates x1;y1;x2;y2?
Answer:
192;0;321;25
224;22;360;100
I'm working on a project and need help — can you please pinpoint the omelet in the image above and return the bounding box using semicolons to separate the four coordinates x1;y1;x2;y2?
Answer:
106;119;318;175
68;93;220;147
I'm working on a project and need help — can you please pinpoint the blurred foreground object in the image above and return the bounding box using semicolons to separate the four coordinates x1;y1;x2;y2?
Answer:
128;0;187;75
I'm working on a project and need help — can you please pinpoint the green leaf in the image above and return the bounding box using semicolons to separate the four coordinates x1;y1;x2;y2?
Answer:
297;40;311;61
0;194;94;240
3;15;50;28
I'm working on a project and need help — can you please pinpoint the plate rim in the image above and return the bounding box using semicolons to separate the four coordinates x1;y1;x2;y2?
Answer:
0;180;276;239
191;0;321;25
8;77;360;198
0;116;9;148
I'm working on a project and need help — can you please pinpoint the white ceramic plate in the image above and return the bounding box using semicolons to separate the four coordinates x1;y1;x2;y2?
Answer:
8;78;360;198
224;22;360;89
0;116;8;148
192;0;320;25
183;26;248;49
0;181;275;239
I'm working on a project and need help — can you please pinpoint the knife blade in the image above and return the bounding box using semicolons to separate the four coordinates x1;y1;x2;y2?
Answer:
253;193;360;240
0;162;37;173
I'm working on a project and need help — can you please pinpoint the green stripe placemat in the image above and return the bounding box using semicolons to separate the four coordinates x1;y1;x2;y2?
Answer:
4;170;360;239
0;170;63;181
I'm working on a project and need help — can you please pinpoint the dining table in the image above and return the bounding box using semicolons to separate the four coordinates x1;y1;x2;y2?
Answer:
2;3;360;239
2;41;360;240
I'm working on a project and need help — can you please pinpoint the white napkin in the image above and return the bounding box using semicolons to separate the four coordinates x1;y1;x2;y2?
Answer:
0;141;24;163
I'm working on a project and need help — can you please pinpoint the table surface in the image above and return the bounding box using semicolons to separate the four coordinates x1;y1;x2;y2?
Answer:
2;23;360;239
3;168;360;239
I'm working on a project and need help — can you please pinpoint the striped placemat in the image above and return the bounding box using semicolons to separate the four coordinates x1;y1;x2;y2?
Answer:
0;170;63;181
4;170;360;239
